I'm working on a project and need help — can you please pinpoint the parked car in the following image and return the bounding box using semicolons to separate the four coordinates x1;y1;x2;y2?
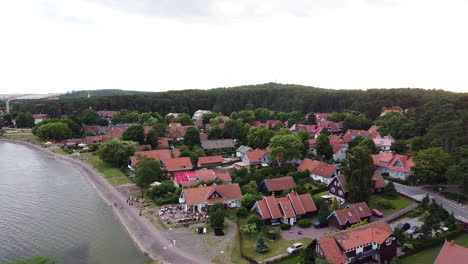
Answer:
405;226;420;235
314;221;328;229
287;243;303;254
395;223;410;231
371;209;384;218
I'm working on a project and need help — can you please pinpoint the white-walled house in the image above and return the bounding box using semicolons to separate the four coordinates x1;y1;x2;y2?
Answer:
179;183;242;213
297;159;339;185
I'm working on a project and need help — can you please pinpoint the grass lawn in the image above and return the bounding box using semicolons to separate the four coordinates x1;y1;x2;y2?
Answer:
368;195;413;215
401;233;468;264
51;147;70;155
278;255;301;264
238;217;311;262
82;153;133;186
312;190;330;201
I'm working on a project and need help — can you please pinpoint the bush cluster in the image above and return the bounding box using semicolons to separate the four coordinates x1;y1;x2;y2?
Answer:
297;219;312;228
280;223;291;230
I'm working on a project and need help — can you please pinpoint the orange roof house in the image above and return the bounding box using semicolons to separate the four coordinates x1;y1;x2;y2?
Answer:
179;183;242;213
197;155;224;168
163;157;193;172
372;152;414;180
260;176;296;195
242;149;271;167
316;221;397;264
298;159;339;184
434;240;468;264
327;202;372;230
251;192;317;226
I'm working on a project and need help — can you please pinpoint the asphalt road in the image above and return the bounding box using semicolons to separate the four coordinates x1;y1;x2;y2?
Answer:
393;182;468;223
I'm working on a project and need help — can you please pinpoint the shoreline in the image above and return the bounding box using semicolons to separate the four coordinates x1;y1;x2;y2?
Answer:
0;139;203;264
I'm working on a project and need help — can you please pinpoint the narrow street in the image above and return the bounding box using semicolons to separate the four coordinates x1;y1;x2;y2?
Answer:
393;182;468;222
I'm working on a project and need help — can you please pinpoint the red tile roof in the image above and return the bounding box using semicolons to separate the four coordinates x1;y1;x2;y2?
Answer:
263;176;296;192
318;221;394;264
372;152;414;174
348;202;372;219
319;120;343;133
342;129;368;143
163;157;193;172
291;124;324;134
298;159;337;178
168;123;192;138
373;171;387;189
182;183;242;205
97;111;118;119
331;202;371;226
214;171;232;182
181;180;198;187
332;143;344;154
247;149;269;163
434;240;468;264
131;149;173;165
315;113;332;122
381;109;403;115
196;170;217;182
197;155;223;167
157;137;170;149
174;171;198;185
33;114;49;119
254;192;316;220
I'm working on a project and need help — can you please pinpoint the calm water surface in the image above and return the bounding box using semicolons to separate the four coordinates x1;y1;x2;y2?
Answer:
0;142;148;264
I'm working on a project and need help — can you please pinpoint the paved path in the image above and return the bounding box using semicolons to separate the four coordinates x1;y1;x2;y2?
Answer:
394;182;468;223
1;139;204;264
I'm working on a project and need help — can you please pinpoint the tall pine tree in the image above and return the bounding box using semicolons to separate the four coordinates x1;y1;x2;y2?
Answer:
342;146;374;203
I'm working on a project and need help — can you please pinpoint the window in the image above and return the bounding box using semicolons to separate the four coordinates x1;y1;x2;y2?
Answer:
331;187;336;193
386;238;392;246
339;190;343;196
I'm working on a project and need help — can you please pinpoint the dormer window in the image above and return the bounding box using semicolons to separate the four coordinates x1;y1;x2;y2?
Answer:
347;212;352;217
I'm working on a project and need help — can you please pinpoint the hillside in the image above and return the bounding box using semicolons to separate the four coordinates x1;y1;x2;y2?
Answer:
59;89;147;99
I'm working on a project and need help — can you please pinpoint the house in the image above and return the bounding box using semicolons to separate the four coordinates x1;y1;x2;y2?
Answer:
327;202;372;230
307;139;317;155
97;110;119;121
192;110;211;121
290;124;324;138
236;145;252;158
84;135;107;145
82;125;108;135
157;137;170;149
201;139;235;151
319;120;343;134
372;171;386;193
197;155;224;168
434;240;468;264
314;113;332;124
373;137;395;152
332;143;347;162
251;191;317;225
168;123;191;140
266;120;282;129
380;109;403;117
328;172;386;204
298;159;339;185
259;176;296;195
179;183;242;213
315;221;397;264
162;157;193;173
174;169;232;186
242;149;270;167
372;152;414;180
33;114;49;124
342;126;382;146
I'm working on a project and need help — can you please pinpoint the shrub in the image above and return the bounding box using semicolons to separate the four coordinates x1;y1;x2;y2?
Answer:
235;207;249;218
376;200;395;210
297;218;312;228
406;208;424;218
280;223;292;230
247;215;264;229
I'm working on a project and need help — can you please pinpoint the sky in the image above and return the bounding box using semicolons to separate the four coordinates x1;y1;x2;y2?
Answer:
0;0;467;94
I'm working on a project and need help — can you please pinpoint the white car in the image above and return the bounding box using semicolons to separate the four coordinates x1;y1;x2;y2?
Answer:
287;243;303;254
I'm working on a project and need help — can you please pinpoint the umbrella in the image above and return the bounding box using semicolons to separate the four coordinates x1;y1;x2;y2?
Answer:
44;142;53;145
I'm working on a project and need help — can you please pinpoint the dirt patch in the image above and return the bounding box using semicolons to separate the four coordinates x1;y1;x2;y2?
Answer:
116;183;142;193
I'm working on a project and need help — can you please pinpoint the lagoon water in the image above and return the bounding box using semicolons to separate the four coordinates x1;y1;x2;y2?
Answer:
0;142;148;263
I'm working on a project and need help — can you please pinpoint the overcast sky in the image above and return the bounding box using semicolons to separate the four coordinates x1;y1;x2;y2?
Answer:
0;0;467;94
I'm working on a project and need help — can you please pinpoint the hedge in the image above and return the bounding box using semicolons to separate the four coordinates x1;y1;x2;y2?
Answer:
297;219;312;228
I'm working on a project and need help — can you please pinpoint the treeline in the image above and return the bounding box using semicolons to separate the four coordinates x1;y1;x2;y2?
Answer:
11;83;467;120
59;89;146;99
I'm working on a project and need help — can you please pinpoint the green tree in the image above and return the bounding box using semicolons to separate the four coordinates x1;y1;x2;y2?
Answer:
269;134;304;162
97;139;137;167
210;209;225;228
237;110;255;123
241;180;259;195
331;197;339;211
391;140;408;154
410;136;426;152
16;112;35;128
153;122;168;137
318;203;330;223
316;134;333;162
183;127;201;146
413;147;453;185
300;246;313;264
256;233;269;253
315;259;332;264
307;113;316;125
134;155;163;188
241;193;262;210
174;113;192;126
247;127;275;149
383;181;397;198
247;214;264;230
357;138;379;154
445;212;457;231
254;108;271;122
80;109;101;125
145;129;158;149
342;146;374;203
240;223;257;239
36;122;71;141
208;125;223;139
122;125;145;144
223;119;247;140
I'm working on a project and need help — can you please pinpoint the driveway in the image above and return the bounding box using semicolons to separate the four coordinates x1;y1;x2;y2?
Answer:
389;217;423;238
281;219;334;241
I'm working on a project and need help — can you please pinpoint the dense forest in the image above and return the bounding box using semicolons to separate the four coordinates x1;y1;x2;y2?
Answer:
8;83;468;120
59;89;146;99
